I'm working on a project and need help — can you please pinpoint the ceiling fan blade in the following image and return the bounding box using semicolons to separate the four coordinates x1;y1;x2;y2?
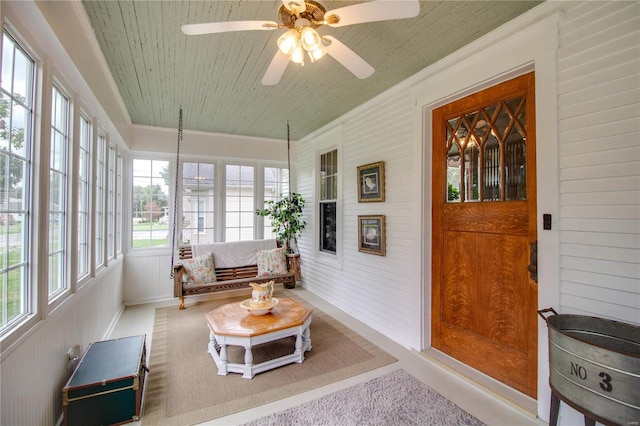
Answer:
323;36;374;79
262;51;289;86
326;1;420;27
181;21;278;36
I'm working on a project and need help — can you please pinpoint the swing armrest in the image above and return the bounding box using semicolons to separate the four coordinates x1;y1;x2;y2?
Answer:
173;263;185;298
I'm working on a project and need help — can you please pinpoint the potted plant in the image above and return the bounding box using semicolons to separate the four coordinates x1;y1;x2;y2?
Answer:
256;193;306;288
256;192;306;254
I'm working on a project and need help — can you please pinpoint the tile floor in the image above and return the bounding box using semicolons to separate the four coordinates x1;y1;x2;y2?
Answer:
109;288;545;426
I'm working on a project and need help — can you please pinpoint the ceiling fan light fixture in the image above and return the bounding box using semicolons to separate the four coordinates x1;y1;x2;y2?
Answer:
300;26;321;51
308;44;326;62
277;29;299;55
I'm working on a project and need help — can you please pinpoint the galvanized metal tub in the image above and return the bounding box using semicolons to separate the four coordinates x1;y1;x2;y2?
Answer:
539;308;640;425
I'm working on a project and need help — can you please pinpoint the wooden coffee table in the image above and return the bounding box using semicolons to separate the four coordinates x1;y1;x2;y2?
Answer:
205;297;312;379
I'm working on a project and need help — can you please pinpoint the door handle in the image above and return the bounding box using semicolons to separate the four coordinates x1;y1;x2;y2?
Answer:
528;241;538;283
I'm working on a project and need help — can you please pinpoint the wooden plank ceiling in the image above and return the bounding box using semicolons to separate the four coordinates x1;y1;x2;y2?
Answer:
81;1;542;140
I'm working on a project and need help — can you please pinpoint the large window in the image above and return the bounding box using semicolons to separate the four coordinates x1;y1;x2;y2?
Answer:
95;134;105;267
132;159;169;248
181;162;215;244
225;164;254;242
77;115;91;279
116;153;122;254
0;31;34;333
319;149;337;253
48;85;69;299
262;166;289;239
0;27;126;344
107;145;115;258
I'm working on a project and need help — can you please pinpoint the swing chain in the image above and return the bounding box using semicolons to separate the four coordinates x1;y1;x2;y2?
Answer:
169;107;183;279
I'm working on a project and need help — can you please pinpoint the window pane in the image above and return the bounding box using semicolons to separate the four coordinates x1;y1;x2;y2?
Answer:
483;135;500;201
262;167;289;239
320;150;337;201
132;159;169;248
445;95;528;203
319;149;338;254
181;162;215;244
107;146;115;258
77;117;91;285
116;154;123;253
225;164;254;242
48;86;68;298
95;135;105;265
319;202;336;253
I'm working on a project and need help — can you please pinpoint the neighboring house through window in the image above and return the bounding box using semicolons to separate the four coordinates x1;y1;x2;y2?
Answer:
225;164;254;242
262;166;289;240
181;162;215;244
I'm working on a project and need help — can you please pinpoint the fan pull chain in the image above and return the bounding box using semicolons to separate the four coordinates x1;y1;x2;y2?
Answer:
169;107;183;279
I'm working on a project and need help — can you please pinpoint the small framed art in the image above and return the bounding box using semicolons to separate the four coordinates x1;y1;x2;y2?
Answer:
358;215;386;256
357;161;385;202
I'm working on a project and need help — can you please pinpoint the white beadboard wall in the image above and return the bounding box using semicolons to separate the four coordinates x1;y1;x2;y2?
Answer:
294;2;639;424
296;88;421;350
123;249;174;304
0;263;124;426
557;0;640;324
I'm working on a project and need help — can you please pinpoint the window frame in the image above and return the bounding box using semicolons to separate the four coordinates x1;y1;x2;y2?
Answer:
0;28;38;339
94;132;106;270
47;82;71;305
130;157;171;249
313;127;342;268
76;112;92;283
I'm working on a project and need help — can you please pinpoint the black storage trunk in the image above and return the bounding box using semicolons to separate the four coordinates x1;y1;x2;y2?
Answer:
62;335;148;426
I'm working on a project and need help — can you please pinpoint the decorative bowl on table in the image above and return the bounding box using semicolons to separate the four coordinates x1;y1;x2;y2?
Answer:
240;297;279;316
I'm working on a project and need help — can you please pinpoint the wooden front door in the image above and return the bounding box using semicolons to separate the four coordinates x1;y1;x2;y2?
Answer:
431;72;538;398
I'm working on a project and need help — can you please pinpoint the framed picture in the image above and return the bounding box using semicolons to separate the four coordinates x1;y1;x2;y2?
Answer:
357;161;385;202
358;215;386;256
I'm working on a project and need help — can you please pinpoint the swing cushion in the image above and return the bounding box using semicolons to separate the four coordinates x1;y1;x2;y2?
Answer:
182;253;217;284
257;247;288;276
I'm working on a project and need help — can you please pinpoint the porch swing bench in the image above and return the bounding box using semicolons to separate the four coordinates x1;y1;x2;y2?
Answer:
172;239;296;309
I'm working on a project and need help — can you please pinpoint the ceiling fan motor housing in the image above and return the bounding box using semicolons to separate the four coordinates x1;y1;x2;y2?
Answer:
278;0;329;29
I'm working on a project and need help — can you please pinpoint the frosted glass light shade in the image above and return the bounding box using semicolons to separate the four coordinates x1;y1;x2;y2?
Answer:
300;27;321;51
277;29;299;55
308;45;326;62
290;45;305;64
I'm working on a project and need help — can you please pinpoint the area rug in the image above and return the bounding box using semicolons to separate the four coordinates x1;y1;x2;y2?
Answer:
142;290;397;425
243;369;485;426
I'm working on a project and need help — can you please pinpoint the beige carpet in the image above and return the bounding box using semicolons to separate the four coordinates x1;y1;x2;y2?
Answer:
142;290;397;425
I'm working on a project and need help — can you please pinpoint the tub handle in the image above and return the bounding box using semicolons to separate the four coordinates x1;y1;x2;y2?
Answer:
538;307;558;323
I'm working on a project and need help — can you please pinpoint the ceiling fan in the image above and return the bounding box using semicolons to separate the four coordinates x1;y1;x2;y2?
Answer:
181;1;420;85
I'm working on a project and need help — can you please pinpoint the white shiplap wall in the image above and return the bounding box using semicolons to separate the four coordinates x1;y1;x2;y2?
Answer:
296;86;422;349
294;1;638;424
557;1;640;324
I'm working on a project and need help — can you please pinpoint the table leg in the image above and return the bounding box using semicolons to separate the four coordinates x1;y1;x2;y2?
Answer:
243;346;254;379
302;324;312;351
209;331;220;352
218;343;228;375
294;332;303;358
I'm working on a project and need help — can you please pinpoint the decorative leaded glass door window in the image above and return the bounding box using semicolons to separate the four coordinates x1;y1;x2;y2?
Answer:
446;96;527;202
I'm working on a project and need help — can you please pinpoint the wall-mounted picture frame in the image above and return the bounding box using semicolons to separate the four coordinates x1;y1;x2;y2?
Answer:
357;161;385;202
358;215;386;256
